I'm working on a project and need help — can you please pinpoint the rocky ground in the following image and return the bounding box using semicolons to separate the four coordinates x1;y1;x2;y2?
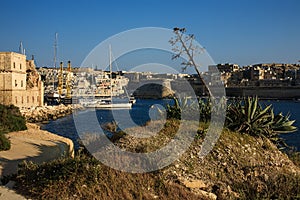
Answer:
2;117;299;199
112;120;300;199
20;104;83;123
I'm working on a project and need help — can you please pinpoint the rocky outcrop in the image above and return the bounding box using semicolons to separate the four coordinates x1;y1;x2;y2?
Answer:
26;60;40;89
133;83;175;99
20;104;83;123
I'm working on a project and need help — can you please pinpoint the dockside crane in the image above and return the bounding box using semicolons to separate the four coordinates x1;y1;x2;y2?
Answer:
66;61;72;98
58;61;63;96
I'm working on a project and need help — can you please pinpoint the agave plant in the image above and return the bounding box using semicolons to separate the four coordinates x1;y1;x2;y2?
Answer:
164;97;182;120
271;112;297;134
226;96;298;147
198;98;211;122
164;97;213;121
163;96;228;123
267;111;297;148
226;97;273;136
164;97;199;120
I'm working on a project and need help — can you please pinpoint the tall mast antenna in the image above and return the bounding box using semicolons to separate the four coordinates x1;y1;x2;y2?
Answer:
109;44;113;99
54;33;58;69
53;33;58;91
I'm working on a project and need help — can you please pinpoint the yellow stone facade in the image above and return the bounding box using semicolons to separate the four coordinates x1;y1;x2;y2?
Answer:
0;52;44;107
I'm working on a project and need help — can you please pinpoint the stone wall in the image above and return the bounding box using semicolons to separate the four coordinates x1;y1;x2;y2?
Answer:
0;69;26;90
0;52;44;107
0;85;43;107
226;86;300;99
0;52;26;73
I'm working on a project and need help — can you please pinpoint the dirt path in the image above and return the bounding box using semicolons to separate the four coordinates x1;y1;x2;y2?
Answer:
0;123;74;199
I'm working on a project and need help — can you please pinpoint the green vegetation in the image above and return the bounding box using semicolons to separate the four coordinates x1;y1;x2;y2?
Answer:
226;97;297;147
0;104;27;151
164;97;211;121
0;104;27;133
165;96;297;148
0;133;11;151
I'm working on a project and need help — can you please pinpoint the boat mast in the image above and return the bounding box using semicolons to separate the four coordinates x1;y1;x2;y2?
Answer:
53;33;58;91
109;45;113;100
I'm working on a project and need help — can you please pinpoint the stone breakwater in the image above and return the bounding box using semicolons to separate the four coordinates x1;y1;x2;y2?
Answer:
20;104;83;123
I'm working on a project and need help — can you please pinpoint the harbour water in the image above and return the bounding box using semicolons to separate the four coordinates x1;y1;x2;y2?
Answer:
41;99;172;149
261;100;300;150
41;99;300;151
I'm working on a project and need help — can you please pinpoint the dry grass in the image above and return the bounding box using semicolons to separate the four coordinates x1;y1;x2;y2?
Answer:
13;151;204;200
10;120;300;199
287;151;300;168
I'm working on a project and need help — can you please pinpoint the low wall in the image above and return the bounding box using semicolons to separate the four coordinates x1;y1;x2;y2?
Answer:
226;86;300;99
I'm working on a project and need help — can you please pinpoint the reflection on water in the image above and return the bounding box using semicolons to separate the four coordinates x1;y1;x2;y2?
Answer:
41;99;300;151
41;99;172;149
261;100;300;150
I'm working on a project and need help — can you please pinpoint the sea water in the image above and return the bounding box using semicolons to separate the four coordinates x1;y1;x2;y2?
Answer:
41;99;300;151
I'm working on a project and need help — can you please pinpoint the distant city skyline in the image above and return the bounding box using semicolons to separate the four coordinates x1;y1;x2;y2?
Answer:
0;0;299;70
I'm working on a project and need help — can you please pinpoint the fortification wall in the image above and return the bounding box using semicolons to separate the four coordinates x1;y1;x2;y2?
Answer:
0;86;43;107
226;86;300;99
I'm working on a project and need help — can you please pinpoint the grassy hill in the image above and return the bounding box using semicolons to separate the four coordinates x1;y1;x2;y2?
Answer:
11;120;300;199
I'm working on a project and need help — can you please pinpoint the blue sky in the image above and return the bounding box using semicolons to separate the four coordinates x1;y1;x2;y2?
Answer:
0;0;299;69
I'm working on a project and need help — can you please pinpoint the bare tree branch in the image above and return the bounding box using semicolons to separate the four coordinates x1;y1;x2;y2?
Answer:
170;27;211;96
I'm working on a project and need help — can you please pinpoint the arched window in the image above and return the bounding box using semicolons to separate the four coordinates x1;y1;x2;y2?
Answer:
15;80;17;87
13;62;16;68
21;80;23;87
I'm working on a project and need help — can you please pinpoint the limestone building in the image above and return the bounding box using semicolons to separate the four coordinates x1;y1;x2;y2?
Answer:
0;52;44;107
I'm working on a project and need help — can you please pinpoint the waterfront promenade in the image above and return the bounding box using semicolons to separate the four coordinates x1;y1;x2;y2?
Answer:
0;123;74;177
0;123;74;199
